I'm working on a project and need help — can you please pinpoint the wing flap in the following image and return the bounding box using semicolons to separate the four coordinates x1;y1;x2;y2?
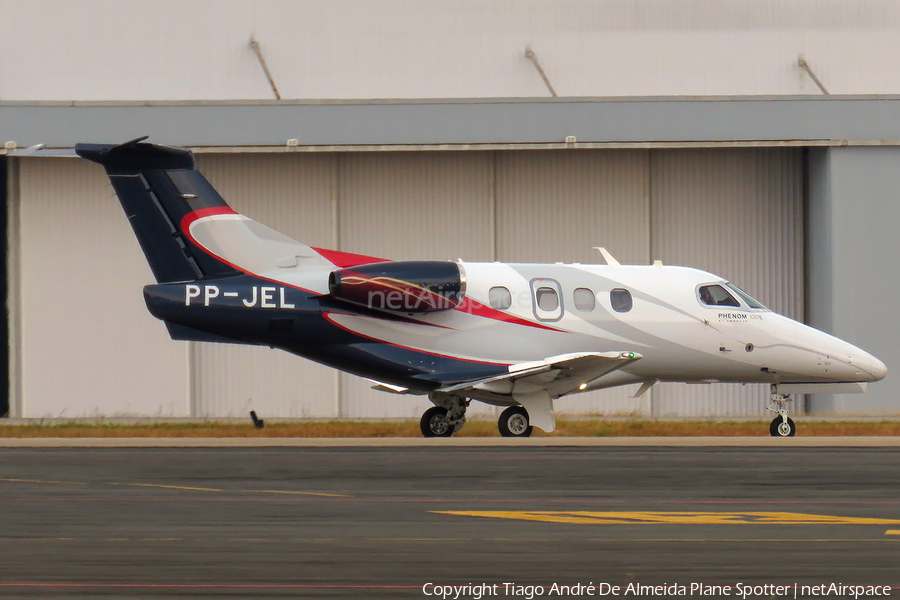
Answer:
439;351;642;397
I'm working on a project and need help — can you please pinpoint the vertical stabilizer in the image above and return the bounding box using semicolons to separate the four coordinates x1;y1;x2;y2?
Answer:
76;137;240;283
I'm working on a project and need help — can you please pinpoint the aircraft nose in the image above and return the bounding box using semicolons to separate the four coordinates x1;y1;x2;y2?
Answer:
862;354;888;382
843;348;888;382
820;332;887;382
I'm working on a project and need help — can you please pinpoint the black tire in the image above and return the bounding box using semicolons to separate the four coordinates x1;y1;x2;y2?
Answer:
498;406;533;438
769;416;796;437
420;407;454;438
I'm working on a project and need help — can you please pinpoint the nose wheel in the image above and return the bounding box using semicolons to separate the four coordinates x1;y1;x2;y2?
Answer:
769;416;796;437
767;391;796;437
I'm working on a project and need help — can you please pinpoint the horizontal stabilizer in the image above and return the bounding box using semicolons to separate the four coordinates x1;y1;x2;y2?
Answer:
76;137;194;172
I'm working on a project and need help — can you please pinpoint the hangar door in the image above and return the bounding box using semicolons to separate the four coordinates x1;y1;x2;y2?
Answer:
648;149;804;416
11;148;802;418
491;148;803;417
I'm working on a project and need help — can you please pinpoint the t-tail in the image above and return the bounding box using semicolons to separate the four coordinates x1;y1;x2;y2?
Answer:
75;136;241;284
76;137;345;344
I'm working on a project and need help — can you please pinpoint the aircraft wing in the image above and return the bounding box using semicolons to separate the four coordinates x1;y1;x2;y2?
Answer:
438;351;643;398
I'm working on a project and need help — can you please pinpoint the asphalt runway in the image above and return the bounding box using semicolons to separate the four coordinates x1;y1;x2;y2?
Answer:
1;447;899;599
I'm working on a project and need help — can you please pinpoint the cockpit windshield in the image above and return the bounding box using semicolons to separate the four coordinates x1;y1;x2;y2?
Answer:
698;284;740;307
725;282;768;310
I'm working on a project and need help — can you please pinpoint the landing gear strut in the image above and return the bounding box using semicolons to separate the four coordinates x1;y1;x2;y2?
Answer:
420;393;468;438
767;389;796;437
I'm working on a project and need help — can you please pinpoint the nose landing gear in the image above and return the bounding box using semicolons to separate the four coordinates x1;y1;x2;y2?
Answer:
767;390;796;437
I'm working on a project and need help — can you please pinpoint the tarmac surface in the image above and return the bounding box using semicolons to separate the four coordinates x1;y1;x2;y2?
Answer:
1;446;899;598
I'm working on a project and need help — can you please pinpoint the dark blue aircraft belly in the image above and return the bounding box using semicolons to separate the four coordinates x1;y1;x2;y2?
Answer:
143;277;507;390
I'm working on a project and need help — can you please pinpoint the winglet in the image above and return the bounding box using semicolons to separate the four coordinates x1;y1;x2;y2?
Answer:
631;379;658;398
593;247;620;266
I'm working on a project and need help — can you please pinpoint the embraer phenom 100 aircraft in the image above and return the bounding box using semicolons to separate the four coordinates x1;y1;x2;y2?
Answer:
77;138;887;438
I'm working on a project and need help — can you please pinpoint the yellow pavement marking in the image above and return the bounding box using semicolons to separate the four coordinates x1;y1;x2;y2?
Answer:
0;477;86;485
111;482;224;492
435;511;900;526
887;530;900;535
247;489;349;498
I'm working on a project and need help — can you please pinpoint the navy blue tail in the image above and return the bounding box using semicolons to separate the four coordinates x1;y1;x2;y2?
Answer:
76;137;239;284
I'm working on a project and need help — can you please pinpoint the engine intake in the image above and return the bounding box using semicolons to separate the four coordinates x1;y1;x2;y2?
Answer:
328;261;465;313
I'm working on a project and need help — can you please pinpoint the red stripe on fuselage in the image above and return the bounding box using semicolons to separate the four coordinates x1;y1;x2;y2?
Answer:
454;297;565;333
181;210;564;334
311;247;389;268
180;206;237;232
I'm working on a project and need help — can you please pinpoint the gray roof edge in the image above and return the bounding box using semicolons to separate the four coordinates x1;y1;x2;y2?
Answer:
3;94;900;108
4;97;900;148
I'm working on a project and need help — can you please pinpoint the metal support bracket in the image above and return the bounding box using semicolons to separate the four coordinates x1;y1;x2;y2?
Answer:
798;55;829;95
250;36;282;100
525;46;558;97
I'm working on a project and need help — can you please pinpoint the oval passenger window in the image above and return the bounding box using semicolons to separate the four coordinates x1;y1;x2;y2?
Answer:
573;288;596;312
489;286;512;310
610;288;633;313
536;287;559;311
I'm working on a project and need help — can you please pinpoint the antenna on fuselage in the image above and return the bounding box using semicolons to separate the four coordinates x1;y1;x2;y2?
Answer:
593;247;620;266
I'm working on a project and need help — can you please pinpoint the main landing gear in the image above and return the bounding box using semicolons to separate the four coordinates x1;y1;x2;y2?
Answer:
767;389;796;437
498;406;533;438
420;393;468;438
420;406;454;437
418;394;537;438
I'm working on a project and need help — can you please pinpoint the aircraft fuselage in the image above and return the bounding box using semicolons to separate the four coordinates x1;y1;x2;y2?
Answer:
144;260;887;401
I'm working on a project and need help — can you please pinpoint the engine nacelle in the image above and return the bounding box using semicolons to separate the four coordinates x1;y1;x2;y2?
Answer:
328;261;466;313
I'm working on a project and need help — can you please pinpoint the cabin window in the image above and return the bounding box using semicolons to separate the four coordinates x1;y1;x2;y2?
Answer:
610;288;633;313
573;288;596;312
536;287;559;311
698;284;740;307
489;286;512;310
531;278;564;321
725;282;767;310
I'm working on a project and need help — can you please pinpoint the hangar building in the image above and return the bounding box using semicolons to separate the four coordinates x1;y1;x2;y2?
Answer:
1;0;898;419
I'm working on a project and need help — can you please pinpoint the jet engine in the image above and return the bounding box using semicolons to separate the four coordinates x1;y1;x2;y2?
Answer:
328;261;465;313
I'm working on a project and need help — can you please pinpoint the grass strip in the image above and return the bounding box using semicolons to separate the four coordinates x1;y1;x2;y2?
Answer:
1;420;899;438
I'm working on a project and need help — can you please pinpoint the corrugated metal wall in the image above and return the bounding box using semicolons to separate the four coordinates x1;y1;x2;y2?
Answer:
649;149;805;416
337;152;495;418
495;150;652;416
11;148;804;418
192;154;340;418
16;159;189;417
